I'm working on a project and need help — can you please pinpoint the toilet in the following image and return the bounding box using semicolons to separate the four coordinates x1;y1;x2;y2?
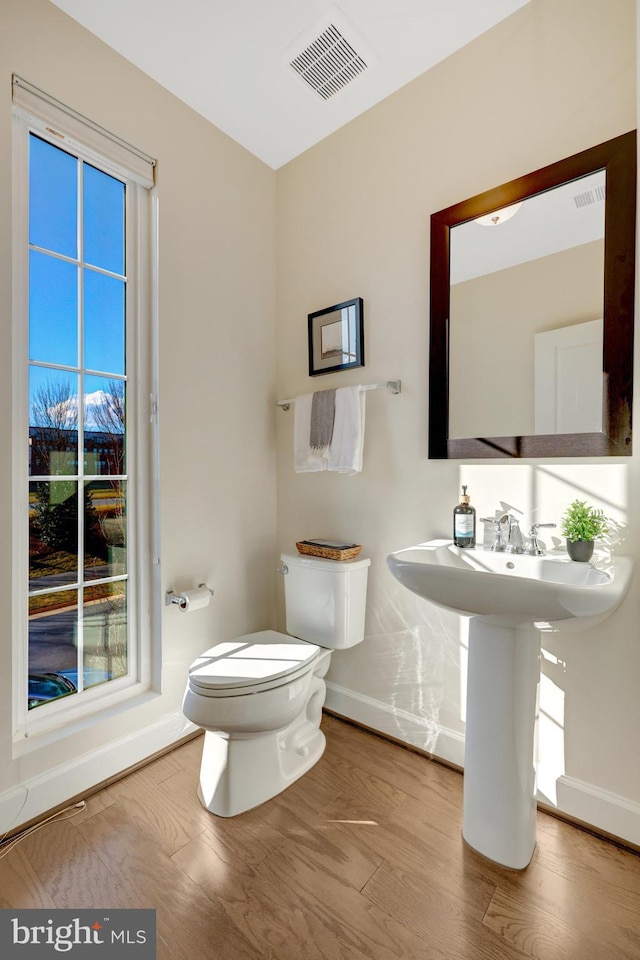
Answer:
182;550;370;817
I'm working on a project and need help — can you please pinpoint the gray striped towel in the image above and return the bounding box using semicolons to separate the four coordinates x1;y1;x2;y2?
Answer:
310;389;336;451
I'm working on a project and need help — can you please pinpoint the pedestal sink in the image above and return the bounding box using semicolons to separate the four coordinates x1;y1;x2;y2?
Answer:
387;540;633;868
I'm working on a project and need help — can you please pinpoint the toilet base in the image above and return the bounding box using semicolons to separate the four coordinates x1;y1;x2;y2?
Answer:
197;676;327;816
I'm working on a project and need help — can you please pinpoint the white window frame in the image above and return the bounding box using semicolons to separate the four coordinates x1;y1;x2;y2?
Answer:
11;78;161;749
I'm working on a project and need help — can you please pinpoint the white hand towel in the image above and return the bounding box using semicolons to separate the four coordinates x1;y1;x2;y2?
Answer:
328;386;366;475
293;393;328;472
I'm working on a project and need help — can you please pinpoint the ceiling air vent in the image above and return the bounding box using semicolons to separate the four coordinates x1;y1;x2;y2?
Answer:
573;183;606;209
289;23;368;101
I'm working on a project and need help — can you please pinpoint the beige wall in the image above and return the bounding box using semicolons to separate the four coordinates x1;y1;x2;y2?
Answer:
0;0;277;825
276;0;640;842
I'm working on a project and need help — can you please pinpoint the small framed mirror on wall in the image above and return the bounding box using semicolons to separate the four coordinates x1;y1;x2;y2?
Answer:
429;131;637;459
308;297;364;376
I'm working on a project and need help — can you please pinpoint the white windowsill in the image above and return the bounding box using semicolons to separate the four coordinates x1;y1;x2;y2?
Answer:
12;683;162;758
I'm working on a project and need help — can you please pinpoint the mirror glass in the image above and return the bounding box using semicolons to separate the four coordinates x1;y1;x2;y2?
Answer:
429;132;636;458
449;171;605;439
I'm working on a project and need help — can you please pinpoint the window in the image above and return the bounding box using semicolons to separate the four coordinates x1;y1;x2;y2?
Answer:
12;77;158;737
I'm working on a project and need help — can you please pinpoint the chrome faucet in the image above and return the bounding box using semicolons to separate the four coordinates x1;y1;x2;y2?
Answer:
523;522;556;556
505;515;524;554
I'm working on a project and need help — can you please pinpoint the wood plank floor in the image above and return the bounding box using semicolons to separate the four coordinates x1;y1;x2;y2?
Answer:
1;714;639;959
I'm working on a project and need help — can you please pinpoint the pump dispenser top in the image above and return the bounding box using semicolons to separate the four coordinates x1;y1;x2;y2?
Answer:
453;485;476;548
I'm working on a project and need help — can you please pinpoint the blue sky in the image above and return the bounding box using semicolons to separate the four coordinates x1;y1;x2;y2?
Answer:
29;134;126;399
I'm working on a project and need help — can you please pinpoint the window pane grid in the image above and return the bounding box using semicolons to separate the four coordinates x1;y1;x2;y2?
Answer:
29;573;128;595
27;132;129;712
29;243;127;282
30;359;127;383
28;244;126;281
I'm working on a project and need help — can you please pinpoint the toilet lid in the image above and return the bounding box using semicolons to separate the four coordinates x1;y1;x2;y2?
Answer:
188;630;320;693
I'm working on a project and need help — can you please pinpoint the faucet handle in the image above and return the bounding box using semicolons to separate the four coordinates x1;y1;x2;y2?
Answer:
480;515;508;551
524;522;556;556
529;522;556;534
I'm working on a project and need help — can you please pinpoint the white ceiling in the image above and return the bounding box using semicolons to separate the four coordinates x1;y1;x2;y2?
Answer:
49;0;531;169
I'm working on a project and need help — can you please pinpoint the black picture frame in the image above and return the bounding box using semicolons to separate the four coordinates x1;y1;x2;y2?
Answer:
308;297;364;376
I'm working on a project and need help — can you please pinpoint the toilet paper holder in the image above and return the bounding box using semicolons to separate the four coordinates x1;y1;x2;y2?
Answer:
165;583;214;607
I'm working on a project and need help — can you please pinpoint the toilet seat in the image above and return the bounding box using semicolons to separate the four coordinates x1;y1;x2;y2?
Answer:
187;630;321;697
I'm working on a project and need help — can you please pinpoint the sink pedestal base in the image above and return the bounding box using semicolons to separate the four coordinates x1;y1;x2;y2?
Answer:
463;619;541;869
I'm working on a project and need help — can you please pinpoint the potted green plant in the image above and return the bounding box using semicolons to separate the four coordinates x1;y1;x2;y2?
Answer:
560;499;609;562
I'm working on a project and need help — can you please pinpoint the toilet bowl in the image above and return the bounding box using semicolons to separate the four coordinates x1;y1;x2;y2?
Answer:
182;551;370;817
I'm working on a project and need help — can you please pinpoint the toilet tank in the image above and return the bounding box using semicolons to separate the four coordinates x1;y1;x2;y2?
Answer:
281;551;370;648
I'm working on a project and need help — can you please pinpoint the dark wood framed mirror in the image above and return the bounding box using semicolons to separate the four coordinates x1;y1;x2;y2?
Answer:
429;131;637;458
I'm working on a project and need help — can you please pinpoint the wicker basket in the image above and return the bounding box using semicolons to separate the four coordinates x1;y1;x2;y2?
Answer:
296;540;362;561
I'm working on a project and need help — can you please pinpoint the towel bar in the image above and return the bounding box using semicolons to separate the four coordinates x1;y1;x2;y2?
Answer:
276;379;401;411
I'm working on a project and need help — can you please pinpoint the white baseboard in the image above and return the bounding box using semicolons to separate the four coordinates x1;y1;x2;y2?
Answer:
0;712;198;835
325;683;640;848
556;775;640;847
325;681;465;768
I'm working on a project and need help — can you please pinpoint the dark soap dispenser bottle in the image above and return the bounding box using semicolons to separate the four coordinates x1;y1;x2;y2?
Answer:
453;485;476;548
